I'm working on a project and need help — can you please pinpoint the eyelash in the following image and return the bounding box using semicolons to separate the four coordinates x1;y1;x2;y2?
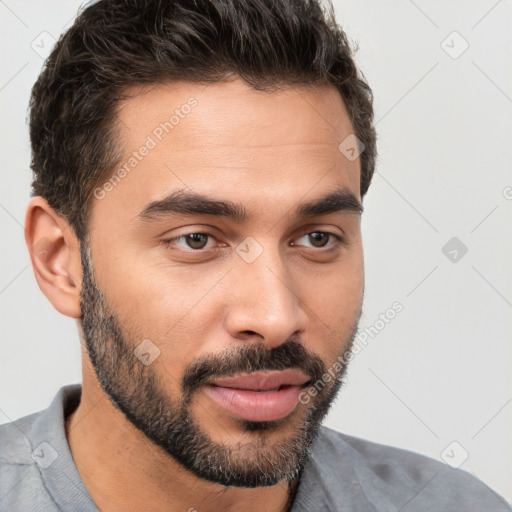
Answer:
161;230;344;252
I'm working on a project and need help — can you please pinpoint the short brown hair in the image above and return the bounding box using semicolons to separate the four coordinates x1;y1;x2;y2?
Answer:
29;0;377;241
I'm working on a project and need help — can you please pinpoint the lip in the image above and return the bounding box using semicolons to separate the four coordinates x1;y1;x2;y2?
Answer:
209;370;311;391
203;370;311;422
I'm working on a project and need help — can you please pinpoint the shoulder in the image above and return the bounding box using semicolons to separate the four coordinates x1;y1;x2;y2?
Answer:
0;411;61;511
0;409;42;463
307;426;511;511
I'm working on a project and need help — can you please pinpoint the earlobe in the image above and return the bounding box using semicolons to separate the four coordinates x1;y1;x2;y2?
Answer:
25;197;83;319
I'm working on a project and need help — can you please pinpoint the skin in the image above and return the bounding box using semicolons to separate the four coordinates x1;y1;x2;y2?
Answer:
25;78;364;512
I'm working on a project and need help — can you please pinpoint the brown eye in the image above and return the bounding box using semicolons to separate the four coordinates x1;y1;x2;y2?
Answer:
308;232;330;247
162;232;215;251
293;231;342;249
184;233;209;249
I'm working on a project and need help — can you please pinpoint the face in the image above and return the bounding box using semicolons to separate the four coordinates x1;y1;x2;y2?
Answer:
80;78;364;488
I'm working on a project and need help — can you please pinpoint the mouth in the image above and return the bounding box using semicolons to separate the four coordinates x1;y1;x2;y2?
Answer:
203;370;312;422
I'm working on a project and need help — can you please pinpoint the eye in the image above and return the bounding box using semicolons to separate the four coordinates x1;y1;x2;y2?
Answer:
162;230;343;253
292;231;343;249
162;232;216;251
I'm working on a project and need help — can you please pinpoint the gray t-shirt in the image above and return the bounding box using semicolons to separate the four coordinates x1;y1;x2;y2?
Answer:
0;384;510;511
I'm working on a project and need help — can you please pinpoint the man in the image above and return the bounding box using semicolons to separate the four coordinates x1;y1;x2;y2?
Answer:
0;0;509;510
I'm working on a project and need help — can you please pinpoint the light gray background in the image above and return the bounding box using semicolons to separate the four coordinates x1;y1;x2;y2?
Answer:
1;0;511;503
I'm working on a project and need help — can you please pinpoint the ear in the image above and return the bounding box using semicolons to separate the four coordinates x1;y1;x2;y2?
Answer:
25;196;83;318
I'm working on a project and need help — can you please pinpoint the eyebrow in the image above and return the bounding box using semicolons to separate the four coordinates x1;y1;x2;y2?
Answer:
138;186;363;222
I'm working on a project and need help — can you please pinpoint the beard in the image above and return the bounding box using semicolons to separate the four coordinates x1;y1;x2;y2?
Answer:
78;240;360;488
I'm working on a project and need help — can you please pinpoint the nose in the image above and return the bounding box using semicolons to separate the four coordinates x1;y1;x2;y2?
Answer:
223;245;308;348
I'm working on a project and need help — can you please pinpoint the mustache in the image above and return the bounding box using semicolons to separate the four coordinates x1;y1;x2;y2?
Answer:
181;339;327;398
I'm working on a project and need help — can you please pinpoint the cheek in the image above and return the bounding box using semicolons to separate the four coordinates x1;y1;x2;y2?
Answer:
298;251;363;357
302;243;363;310
96;258;225;374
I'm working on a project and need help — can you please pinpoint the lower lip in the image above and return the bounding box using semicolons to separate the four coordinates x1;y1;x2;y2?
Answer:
203;384;304;422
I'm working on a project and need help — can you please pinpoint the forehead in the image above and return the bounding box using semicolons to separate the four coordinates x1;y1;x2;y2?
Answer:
91;78;361;225
117;78;354;147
